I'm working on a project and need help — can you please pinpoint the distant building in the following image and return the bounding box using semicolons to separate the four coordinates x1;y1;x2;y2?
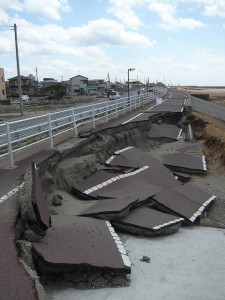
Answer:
0;68;7;100
88;79;106;94
69;75;88;95
7;75;36;97
69;75;106;96
39;78;58;89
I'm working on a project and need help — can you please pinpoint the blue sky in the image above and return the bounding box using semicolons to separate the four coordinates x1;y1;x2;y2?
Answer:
1;0;225;86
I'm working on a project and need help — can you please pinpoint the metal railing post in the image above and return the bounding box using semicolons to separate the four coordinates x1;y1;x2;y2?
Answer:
72;109;78;136
116;99;118;118
6;122;14;168
48;113;53;148
123;98;126;114
92;104;96;128
106;101;109;122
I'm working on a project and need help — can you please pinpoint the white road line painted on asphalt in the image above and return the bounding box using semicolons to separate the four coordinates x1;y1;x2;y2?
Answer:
122;113;144;124
122;97;171;125
0;182;24;203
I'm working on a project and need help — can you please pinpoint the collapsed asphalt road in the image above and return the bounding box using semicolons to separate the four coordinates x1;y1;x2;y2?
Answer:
1;93;225;300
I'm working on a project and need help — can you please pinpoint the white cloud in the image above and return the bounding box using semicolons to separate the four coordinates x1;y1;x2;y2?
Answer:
203;0;225;17
182;0;225;18
69;18;155;47
147;1;204;30
108;0;144;30
108;0;205;31
0;0;71;21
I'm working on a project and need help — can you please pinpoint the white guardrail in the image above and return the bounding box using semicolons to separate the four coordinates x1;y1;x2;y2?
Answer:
0;91;162;168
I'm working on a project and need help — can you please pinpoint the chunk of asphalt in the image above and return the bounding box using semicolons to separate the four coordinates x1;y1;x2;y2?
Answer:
31;162;50;230
152;185;216;223
32;216;131;275
163;152;207;174
79;196;138;220
111;207;184;236
147;123;182;141
76;165;181;200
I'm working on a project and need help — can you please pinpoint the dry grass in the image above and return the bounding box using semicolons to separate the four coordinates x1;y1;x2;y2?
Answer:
179;87;225;107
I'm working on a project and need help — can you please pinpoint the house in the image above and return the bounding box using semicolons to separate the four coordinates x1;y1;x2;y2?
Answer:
7;74;36;97
88;79;106;95
0;68;7;100
69;75;88;95
39;78;58;89
69;75;107;96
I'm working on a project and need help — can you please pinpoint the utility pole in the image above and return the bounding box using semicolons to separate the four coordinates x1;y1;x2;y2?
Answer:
35;66;39;95
14;23;23;116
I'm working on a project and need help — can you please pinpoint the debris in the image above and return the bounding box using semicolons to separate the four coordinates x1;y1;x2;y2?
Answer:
32;217;131;275
79;196;138;220
152;184;216;223
52;194;63;206
147;123;182;141
140;255;150;263
163;152;207;174
112;207;184;236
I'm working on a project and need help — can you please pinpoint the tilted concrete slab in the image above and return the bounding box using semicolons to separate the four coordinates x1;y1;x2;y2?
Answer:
112;207;184;236
152;185;216;223
32;162;50;230
32;216;131;275
73;166;181;200
163;152;207;174
106;146;173;176
79;196;138;219
147;124;182;140
72;169;123;199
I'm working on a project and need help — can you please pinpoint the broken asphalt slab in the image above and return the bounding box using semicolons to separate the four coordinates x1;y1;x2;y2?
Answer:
79;196;138;220
105;146;173;176
72;165;181;200
163;152;207;174
32;216;131;275
111;206;184;236
147;123;182;141
152;184;216;223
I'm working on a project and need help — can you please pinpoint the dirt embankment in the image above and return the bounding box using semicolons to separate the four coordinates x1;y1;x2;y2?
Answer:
188;112;225;175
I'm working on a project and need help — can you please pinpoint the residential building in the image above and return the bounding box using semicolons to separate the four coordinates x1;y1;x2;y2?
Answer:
7;75;36;97
69;75;106;96
88;79;106;95
69;75;88;95
0;68;7;100
39;78;58;89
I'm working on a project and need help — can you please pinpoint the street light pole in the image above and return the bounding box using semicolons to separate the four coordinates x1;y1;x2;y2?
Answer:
127;68;135;100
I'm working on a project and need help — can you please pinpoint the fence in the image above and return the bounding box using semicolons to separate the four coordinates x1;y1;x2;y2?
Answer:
0;91;161;168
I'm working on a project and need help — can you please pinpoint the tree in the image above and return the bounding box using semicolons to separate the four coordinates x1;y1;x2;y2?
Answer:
40;83;67;100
